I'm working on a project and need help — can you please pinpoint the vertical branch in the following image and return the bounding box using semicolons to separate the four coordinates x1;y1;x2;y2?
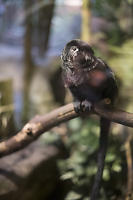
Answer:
0;79;16;139
125;128;133;200
81;0;91;43
23;0;35;122
37;0;55;56
24;0;34;69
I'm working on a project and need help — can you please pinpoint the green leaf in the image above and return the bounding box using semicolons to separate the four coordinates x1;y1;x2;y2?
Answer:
65;191;82;200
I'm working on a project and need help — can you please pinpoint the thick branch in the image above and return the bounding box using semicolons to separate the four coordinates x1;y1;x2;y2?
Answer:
0;102;133;158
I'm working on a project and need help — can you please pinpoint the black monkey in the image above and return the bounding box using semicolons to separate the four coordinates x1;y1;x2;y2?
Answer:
61;39;118;200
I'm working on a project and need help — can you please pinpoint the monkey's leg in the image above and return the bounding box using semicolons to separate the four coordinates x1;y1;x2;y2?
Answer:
90;117;111;200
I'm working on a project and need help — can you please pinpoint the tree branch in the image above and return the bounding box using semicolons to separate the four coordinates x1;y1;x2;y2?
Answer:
0;102;133;158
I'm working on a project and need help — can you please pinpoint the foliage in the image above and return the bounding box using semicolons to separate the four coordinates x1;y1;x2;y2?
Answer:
108;39;133;111
58;118;125;199
93;0;133;45
109;40;133;88
39;117;126;200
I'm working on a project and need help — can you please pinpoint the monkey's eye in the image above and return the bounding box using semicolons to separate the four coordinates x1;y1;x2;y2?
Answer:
70;46;79;52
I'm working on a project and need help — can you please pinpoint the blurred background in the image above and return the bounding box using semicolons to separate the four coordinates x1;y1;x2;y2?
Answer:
0;0;133;199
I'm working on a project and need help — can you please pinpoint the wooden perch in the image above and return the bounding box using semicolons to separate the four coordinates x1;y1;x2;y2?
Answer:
0;101;133;158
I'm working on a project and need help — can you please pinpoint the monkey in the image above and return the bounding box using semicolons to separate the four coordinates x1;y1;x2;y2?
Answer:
61;39;118;200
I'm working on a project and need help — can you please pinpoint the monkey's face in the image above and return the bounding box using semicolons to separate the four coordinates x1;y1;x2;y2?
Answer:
61;39;96;71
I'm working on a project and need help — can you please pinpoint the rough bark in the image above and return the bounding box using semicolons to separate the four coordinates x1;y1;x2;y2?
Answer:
0;101;133;158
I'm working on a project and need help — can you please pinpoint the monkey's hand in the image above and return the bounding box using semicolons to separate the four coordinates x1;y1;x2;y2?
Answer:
74;100;92;113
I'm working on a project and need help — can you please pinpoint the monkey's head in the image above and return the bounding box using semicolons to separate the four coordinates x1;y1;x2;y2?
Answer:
61;39;96;71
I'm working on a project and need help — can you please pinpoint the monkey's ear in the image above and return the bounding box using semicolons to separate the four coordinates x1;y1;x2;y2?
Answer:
91;48;94;55
83;43;94;55
88;46;94;55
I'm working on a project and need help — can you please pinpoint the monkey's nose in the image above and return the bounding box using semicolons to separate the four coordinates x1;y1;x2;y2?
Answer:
70;48;79;58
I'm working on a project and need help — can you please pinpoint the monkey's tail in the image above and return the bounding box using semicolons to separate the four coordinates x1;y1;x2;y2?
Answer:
90;117;111;200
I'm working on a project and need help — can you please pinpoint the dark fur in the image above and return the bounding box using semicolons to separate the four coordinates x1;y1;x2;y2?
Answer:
61;39;117;104
61;39;118;200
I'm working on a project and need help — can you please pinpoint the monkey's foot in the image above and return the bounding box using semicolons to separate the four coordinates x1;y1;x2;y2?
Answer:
74;100;92;113
74;101;82;113
81;100;92;112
